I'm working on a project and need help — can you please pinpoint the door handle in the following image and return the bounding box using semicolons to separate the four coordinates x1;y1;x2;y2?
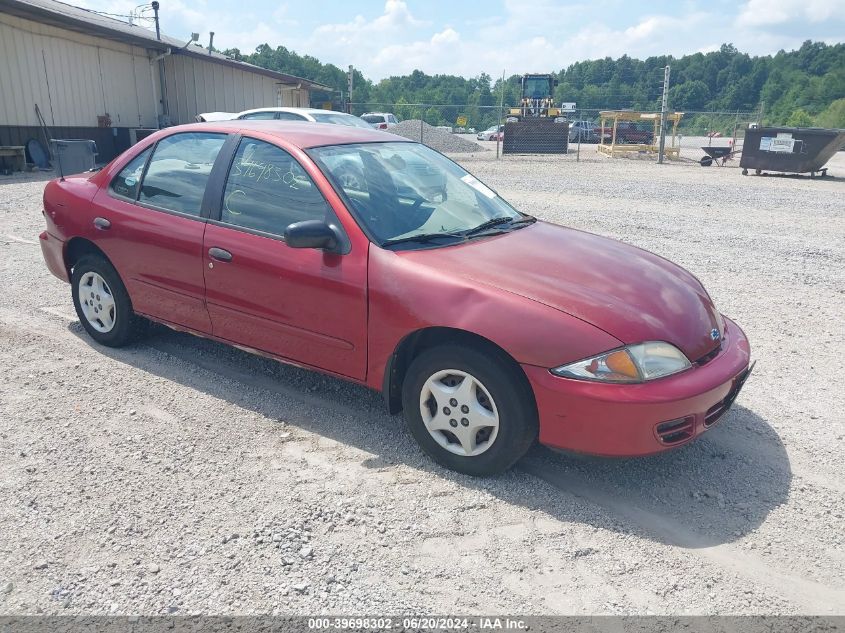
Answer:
93;217;111;230
208;247;232;262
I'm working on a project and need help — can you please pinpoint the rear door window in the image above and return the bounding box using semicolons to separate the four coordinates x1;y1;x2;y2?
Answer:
277;112;307;121
240;111;277;120
139;133;226;216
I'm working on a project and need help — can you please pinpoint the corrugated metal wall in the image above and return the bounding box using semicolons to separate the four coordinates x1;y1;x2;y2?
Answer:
162;54;304;124
0;13;311;130
0;13;157;128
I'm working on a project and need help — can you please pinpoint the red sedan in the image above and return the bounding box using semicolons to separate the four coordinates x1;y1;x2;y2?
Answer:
39;122;752;476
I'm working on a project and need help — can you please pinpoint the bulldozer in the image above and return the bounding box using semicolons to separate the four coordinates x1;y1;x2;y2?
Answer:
503;73;569;154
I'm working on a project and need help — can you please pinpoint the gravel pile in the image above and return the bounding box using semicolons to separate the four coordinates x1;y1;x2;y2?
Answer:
1;151;845;615
391;119;485;153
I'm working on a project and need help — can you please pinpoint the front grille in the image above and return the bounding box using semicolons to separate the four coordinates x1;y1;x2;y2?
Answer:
704;401;729;427
503;118;569;154
695;344;721;366
704;362;754;428
655;416;695;445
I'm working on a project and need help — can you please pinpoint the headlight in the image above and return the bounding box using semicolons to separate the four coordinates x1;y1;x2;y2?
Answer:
551;341;691;383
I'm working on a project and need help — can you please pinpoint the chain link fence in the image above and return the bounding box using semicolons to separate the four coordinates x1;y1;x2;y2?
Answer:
348;102;761;163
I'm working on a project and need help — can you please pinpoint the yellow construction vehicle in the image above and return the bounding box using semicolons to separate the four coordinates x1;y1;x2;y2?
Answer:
503;74;568;154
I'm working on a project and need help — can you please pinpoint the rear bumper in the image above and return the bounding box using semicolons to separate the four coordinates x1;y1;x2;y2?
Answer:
39;230;69;283
523;317;752;456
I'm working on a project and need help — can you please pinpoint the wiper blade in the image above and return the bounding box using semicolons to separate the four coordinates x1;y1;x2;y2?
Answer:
461;215;536;237
509;215;537;227
381;232;464;247
462;216;514;235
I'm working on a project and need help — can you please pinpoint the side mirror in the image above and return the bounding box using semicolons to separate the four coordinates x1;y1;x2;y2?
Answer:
284;220;340;252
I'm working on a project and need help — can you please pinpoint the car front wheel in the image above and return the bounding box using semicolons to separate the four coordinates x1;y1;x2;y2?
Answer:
71;254;146;347
401;344;538;476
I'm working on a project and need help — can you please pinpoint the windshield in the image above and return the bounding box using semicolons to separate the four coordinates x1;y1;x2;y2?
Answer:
523;77;552;99
361;115;386;124
312;112;373;129
309;142;526;247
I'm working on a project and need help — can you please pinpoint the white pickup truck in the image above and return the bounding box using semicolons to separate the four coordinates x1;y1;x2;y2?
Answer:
568;120;600;143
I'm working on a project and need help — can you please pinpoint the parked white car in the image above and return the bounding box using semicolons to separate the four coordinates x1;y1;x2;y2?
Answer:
361;112;398;130
476;125;503;141
196;107;373;128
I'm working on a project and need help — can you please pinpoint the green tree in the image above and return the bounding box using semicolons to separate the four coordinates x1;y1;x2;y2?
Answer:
394;96;414;121
670;80;711;110
786;108;814;127
220;38;845;124
814;99;845;127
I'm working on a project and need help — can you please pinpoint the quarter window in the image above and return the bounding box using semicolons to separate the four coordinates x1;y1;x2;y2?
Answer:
109;147;151;200
139;132;226;216
220;138;332;237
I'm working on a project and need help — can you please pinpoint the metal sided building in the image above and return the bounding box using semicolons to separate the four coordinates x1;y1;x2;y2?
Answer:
0;0;330;160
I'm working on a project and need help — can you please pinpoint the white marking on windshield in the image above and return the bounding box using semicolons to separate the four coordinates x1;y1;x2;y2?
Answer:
460;174;496;199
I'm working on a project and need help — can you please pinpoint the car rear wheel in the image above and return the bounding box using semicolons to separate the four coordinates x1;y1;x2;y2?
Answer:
401;344;537;476
71;255;146;347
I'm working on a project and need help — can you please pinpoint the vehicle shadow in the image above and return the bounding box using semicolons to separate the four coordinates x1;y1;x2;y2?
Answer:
68;322;790;550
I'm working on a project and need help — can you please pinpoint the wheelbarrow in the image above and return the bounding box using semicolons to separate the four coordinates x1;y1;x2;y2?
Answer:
700;145;740;166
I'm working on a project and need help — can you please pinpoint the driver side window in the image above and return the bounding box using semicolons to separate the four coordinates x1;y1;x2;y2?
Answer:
220;138;332;237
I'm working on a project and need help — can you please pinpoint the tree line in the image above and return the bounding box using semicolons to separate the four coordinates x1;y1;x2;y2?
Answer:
222;41;845;132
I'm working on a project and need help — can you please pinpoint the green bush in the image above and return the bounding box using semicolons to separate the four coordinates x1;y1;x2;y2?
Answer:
786;108;814;127
814;99;845;128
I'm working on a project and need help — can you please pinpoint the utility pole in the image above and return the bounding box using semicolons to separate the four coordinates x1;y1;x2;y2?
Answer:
150;1;168;126
151;1;161;39
347;65;354;114
658;64;670;164
496;69;505;160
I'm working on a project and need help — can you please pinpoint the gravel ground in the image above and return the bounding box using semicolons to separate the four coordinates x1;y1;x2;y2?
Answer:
392;120;486;153
0;146;843;616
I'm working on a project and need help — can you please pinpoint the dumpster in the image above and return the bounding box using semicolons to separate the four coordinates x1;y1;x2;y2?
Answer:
49;139;98;175
740;127;845;177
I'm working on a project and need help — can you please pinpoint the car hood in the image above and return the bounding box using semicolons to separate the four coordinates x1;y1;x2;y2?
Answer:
399;222;723;362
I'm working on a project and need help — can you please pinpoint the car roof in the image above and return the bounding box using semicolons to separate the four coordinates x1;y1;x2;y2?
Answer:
179;120;409;149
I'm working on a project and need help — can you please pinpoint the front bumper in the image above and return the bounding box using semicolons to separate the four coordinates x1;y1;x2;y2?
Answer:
523;316;752;456
39;230;69;282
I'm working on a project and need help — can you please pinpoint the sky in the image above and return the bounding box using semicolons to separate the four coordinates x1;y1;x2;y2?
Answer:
76;0;845;80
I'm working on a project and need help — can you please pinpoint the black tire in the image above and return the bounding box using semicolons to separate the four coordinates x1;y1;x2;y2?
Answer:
71;254;146;347
401;344;538;476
